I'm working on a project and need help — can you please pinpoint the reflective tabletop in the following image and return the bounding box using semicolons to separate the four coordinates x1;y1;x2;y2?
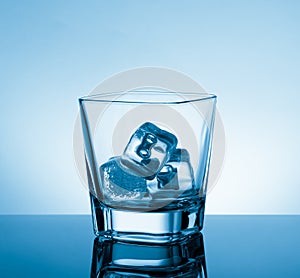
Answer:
1;215;300;277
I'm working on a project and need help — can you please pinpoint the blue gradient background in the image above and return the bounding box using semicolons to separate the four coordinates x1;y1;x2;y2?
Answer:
0;0;299;214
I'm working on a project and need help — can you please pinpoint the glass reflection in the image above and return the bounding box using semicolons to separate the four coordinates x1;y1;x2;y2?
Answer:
90;232;207;278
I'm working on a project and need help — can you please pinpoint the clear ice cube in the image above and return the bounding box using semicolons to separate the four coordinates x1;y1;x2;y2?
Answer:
157;164;179;190
99;157;147;200
168;148;195;192
148;148;195;199
121;122;178;179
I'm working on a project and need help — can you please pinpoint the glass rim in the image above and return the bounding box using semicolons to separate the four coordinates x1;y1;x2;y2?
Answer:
79;90;217;105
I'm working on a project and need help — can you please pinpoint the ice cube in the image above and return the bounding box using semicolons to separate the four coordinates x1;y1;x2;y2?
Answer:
99;157;147;200
121;122;178;179
157;164;179;190
147;149;195;199
168;148;195;192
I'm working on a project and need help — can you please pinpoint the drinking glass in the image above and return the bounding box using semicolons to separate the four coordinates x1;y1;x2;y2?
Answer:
79;90;216;243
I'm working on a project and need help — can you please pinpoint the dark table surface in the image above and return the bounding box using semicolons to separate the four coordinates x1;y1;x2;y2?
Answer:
1;215;299;277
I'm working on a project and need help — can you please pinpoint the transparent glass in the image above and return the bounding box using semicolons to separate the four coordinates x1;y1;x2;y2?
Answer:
79;90;216;243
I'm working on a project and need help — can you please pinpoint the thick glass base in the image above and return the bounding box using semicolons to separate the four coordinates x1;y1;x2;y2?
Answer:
90;194;205;243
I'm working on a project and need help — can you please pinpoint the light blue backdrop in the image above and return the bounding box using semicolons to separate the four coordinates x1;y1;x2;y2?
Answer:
0;0;299;214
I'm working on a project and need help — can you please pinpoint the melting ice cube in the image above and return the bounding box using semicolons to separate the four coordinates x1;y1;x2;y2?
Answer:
157;164;179;190
99;157;147;200
121;122;178;179
167;148;195;192
148;148;195;199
